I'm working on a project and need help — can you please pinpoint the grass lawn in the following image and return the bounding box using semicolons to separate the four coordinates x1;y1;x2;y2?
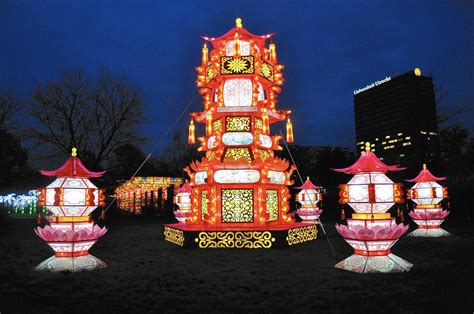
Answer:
1;215;473;313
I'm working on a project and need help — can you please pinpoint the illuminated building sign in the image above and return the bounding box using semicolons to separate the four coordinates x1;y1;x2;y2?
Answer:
353;76;391;95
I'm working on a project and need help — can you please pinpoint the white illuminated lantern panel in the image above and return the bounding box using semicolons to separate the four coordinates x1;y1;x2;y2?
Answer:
225;40;251;56
257;83;265;101
267;171;285;184
222;132;253;146
214;169;260;184
410;182;443;205
195;171;208;185
207;136;217;149
223;79;252;107
258;135;272;148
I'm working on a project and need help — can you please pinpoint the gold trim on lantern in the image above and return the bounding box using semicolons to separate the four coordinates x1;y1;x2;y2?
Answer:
352;213;391;220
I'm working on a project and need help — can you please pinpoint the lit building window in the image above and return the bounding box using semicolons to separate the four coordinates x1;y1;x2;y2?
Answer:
397;132;403;136
403;142;412;146
420;131;427;135
385;135;391;139
405;136;411;140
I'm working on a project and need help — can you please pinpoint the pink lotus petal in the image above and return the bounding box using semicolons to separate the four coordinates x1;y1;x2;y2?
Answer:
358;228;375;239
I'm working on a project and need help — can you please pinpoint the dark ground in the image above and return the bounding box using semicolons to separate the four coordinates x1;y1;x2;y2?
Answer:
1;215;473;314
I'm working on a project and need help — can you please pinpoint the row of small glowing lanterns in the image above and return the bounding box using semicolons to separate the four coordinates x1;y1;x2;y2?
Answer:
174;142;450;273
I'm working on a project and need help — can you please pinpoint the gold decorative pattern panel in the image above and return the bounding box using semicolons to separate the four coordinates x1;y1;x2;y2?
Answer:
259;61;274;82
221;189;253;223
254;117;263;130
212;119;222;132
163;226;185;246
220;56;254;75
266;190;278;221
256;149;271;161
224;148;252;163
226;116;251;132
195;231;274;248
201;190;209;219
206;67;216;83
286;225;318;246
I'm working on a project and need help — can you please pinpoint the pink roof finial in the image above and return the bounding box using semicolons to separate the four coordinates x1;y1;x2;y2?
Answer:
332;142;405;174
407;164;446;182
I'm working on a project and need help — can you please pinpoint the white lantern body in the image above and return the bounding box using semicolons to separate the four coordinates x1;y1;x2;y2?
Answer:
44;177;99;216
409;181;444;205
346;173;396;214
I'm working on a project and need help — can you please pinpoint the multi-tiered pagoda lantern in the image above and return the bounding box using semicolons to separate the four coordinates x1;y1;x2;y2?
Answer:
406;164;450;237
35;148;107;272
333;143;413;273
163;18;317;249
295;177;323;222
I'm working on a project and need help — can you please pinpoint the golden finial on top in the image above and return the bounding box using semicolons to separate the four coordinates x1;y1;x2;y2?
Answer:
236;17;242;28
365;142;371;152
307;176;309;181
423;163;427;170
71;147;77;157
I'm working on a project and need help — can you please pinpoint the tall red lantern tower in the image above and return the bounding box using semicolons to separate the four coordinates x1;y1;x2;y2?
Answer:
163;18;317;249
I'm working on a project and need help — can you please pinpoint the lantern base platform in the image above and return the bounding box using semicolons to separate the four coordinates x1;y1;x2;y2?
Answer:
162;222;318;248
335;253;413;273
408;228;451;237
35;254;107;272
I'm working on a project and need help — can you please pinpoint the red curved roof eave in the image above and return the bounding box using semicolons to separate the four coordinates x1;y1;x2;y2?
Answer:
407;169;446;183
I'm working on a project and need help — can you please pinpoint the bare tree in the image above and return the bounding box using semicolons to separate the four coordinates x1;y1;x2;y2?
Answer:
30;68;145;168
0;89;23;132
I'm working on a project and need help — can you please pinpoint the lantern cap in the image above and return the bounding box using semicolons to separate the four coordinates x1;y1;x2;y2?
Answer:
332;148;405;174
39;150;106;178
177;181;192;193
407;165;446;182
295;177;319;190
201;19;275;51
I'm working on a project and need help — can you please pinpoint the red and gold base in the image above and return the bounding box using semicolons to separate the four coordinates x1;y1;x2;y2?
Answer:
163;222;317;249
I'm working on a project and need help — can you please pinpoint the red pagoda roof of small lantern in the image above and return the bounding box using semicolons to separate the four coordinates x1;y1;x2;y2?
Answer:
202;18;274;50
177;181;192;193
407;164;446;182
295;177;319;190
332;143;405;174
39;148;105;178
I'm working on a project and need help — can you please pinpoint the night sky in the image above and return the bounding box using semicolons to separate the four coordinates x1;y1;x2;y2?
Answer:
1;0;473;154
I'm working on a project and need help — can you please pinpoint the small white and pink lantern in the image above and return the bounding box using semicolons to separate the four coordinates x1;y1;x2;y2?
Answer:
173;181;192;223
35;148;108;272
295;177;323;222
406;164;450;237
332;143;413;273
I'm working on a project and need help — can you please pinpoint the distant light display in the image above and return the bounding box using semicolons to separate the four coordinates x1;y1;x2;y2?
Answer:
114;177;183;214
35;148;107;272
333;143;413;273
0;190;47;216
406;164;450;237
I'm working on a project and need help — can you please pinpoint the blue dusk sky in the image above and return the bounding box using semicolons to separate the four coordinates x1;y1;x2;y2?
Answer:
1;0;473;154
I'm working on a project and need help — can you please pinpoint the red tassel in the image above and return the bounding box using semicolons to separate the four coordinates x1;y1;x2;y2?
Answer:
101;209;105;220
54;216;59;223
448;201;451;209
400;211;405;222
397;208;401;217
36;214;41;225
340;207;345;220
88;215;92;223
